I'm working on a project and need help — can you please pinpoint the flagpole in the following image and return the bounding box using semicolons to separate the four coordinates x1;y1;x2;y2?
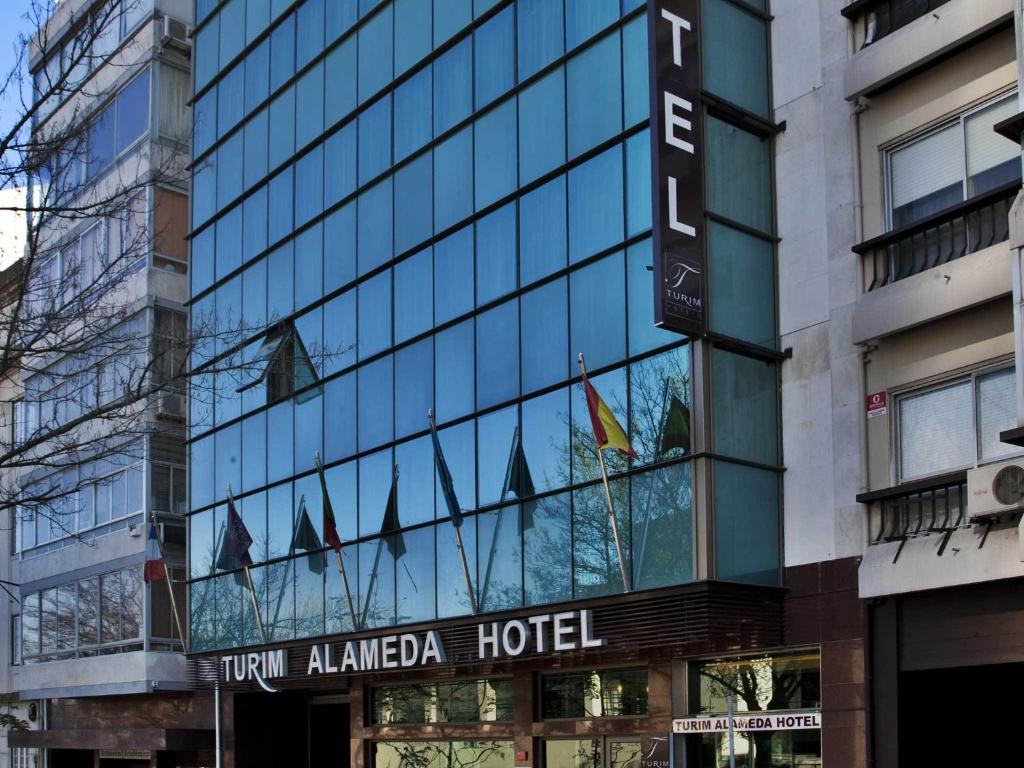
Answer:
428;410;478;615
360;537;385;628
578;354;632;593
314;452;359;630
227;485;267;644
480;427;520;609
151;512;188;653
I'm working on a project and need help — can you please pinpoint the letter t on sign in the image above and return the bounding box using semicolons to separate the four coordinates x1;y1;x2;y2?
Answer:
660;8;692;66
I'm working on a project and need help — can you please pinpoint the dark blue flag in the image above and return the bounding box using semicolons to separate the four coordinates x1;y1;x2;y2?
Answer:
429;414;464;528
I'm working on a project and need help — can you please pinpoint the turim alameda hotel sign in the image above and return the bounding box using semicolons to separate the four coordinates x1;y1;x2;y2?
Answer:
648;0;705;337
220;609;605;687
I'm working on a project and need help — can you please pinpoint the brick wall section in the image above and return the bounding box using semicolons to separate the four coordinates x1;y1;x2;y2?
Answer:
785;557;867;768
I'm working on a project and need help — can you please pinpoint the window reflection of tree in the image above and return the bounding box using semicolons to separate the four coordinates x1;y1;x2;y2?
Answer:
375;739;514;768
373;680;514;725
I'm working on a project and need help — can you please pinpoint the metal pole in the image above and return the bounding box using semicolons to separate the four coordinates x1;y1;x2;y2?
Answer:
244;565;267;644
480;427;519;608
334;548;358;631
215;680;222;768
360;537;385;628
579;354;632;592
726;693;737;768
453;523;478;614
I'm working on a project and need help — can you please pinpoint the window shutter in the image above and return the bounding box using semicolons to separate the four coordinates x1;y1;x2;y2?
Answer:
890;123;963;210
899;380;973;480
966;96;1020;190
977;368;1016;463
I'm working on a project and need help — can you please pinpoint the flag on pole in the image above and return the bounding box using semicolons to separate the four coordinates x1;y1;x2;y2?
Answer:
581;369;637;459
429;415;464;528
659;394;691;455
144;522;165;583
291;496;325;574
380;470;406;559
216;497;253;572
502;427;537;529
316;455;344;553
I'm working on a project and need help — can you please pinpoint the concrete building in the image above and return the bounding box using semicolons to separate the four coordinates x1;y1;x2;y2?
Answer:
2;1;212;766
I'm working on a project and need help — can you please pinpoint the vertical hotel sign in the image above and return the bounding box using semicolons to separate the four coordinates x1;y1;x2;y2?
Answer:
648;0;704;336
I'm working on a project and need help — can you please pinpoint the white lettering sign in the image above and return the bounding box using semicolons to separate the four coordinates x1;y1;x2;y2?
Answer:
673;711;822;733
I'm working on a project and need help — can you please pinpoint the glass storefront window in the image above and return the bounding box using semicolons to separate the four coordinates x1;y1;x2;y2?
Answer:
541;668;649;719
374;740;514;768
372;680;514;724
694;654;822;768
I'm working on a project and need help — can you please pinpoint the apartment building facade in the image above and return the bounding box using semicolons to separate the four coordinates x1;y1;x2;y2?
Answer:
3;1;214;766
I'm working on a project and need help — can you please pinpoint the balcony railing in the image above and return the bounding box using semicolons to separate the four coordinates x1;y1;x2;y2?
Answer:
843;0;953;47
854;182;1018;292
858;471;968;560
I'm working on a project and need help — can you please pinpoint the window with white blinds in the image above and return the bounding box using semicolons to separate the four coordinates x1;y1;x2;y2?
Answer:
898;367;1020;481
887;93;1021;230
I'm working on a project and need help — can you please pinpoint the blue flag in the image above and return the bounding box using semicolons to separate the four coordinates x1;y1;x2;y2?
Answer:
429;416;464;528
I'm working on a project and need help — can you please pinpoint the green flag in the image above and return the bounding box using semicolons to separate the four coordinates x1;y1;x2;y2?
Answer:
659;394;690;456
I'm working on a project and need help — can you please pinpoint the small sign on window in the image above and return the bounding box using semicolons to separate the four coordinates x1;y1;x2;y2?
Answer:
867;391;888;419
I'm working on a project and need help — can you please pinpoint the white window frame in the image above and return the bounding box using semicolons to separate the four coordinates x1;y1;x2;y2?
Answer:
894;362;1023;483
883;90;1018;231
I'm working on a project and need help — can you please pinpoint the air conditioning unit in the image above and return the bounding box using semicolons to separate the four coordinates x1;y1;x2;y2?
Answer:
156;391;185;421
161;15;193;53
128;524;142;537
967;459;1024;521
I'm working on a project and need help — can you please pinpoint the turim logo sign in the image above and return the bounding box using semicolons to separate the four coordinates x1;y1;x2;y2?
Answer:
648;0;705;337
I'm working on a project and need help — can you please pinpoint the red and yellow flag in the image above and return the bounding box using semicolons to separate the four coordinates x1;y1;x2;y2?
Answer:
582;371;637;459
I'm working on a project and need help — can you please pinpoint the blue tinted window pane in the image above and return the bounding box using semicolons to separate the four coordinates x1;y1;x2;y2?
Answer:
518;0;564;79
192;227;214;295
242;257;268;331
327;374;360;460
476;299;519;409
323;290;357;375
434;225;474;324
395;0;431;75
521;278;567;393
194;91;216;157
395;338;433;437
397;525;435;623
243;109;269;190
627;239;675;355
215;206;242;280
474;7;515;108
268;86;295;170
267;401;294;482
395;438;434;527
295;63;325;149
325;39;357;127
626;130;652;237
359;96;392;185
522;388;570;494
433;39;472;135
703;0;769;118
296;0;325;69
325;373;357;461
243;185;268;260
326;0;358;43
715;462;779;585
707;116;772;234
519;176;567;286
357;177;394;274
358;5;393;103
566;0;617;49
359;448;393;536
567;32;622;158
569;145;624;263
434;320;474;422
359;536;395;628
218;63;244;134
438;516;476;617
478;406;518;507
434;128;473;232
395;68;432;162
241;413;267;491
475;202;516;305
358;356;394;450
194;18;219;91
323;462;357;542
478;506;524;610
475;0;501;15
294;223;323;309
268;166;294;244
358;269;393;359
474;99;517;210
267;241;294;320
324;203;356;292
295;145;324;226
325;123;357;207
269;13;295;92
571;251;625;371
217;133;243;208
518;68;566;184
395;246;433;343
191;436;214;509
193;160;216;225
247;0;270;43
395;153;433;254
712;348;778;465
294;388;323;475
573;477;630;597
632;463;694;588
622;15;649;127
244;40;270;113
524;492;572;604
709;222;775;348
434;0;472;47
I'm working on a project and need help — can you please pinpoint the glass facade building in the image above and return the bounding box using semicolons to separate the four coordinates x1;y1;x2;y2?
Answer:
188;0;791;764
